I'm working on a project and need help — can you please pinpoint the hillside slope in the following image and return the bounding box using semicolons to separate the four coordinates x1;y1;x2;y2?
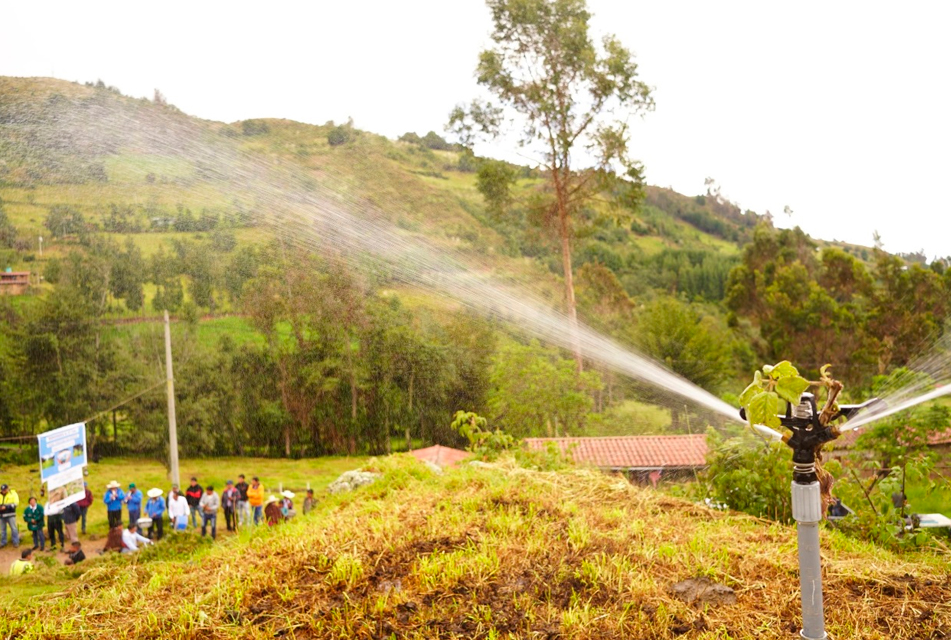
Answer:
2;457;948;639
0;76;767;311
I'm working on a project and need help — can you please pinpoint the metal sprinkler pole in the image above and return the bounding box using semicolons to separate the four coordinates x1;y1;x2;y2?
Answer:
792;463;827;640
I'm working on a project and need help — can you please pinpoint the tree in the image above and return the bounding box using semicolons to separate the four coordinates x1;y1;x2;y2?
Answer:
476;159;518;218
488;340;602;437
449;0;653;369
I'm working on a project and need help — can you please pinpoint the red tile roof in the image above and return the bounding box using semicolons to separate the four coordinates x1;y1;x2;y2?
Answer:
523;435;707;469
409;445;470;468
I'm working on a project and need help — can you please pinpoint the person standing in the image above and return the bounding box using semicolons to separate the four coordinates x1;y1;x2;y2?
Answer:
23;497;45;552
302;489;317;515
247;477;264;526
145;489;166;540
76;483;93;535
103;481;125;529
234;474;250;528
62;501;81;545
9;549;34;575
167;486;189;532
185;478;203;529
46;500;65;551
221;480;239;532
125;483;143;527
199;485;219;540
0;484;20;548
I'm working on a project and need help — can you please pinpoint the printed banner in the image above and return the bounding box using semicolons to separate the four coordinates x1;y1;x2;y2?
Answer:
37;422;87;510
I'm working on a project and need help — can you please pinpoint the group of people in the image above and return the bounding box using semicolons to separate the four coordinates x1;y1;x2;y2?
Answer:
3;473;320;575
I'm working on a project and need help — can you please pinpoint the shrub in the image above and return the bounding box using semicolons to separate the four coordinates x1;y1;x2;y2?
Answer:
327;126;350;147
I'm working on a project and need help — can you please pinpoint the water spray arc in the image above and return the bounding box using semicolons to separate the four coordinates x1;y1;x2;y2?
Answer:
741;393;882;640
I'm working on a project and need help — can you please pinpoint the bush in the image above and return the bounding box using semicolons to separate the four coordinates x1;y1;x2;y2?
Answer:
242;120;270;136
327;126;350;147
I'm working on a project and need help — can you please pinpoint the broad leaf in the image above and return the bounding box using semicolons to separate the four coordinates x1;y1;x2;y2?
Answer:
769;360;799;380
747;390;777;429
776;376;810;405
738;380;761;407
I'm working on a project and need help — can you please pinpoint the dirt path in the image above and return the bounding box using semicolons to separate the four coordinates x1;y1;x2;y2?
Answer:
0;534;108;574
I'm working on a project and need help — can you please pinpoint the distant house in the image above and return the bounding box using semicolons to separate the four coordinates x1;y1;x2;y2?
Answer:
523;434;708;485
0;271;29;295
409;444;470;468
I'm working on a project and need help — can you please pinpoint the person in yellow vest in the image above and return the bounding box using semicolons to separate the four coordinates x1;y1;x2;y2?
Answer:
0;484;20;548
246;477;265;525
10;548;33;576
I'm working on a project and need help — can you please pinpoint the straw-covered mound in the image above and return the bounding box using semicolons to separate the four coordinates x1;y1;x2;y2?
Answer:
3;457;949;639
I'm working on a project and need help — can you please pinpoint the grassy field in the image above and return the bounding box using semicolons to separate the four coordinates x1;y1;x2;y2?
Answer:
0;455;368;539
0;455;948;639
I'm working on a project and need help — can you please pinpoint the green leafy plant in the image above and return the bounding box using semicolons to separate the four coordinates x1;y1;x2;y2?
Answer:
738;360;811;429
451;410;515;460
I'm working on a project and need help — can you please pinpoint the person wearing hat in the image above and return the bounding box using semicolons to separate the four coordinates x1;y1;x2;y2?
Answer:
199;485;219;540
9;548;34;575
280;490;296;519
22;496;45;552
124;483;143;528
103;481;125;529
264;495;284;526
0;483;20;548
145;488;166;541
221;480;239;533
76;482;93;535
302;488;317;516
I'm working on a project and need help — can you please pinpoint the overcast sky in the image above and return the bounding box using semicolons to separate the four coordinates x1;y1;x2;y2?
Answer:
3;1;950;257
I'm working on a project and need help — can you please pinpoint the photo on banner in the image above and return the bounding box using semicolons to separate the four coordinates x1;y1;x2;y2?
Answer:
37;422;87;510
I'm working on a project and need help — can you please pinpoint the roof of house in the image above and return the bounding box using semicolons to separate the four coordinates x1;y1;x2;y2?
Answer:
523;434;707;469
833;425;951;450
409;445;470;468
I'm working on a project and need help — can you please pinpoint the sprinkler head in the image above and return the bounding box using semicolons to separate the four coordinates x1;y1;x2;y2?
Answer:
739;393;883;483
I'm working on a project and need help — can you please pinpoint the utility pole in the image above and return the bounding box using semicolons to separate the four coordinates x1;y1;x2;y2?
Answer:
164;310;180;487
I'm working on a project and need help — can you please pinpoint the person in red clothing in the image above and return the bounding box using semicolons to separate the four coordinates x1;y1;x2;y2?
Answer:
184;477;203;529
76;482;93;535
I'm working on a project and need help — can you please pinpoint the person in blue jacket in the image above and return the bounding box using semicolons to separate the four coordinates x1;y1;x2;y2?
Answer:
103;481;125;529
124;483;143;527
144;488;166;541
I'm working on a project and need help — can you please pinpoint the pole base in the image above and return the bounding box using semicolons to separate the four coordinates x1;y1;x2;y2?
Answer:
801;630;828;640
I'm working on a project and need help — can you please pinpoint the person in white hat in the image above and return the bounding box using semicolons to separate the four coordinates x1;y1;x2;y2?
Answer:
145;488;166;540
103;481;125;530
280;490;296;519
264;495;284;526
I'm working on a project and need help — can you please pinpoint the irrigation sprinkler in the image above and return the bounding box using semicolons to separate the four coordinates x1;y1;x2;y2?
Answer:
740;393;883;640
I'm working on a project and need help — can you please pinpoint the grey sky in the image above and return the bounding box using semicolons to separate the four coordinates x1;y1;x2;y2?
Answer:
3;1;949;257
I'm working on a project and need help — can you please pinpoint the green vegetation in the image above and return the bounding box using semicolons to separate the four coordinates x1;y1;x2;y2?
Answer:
2;456;948;638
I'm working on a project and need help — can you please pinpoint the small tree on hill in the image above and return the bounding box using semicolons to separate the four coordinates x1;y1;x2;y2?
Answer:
449;0;654;370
